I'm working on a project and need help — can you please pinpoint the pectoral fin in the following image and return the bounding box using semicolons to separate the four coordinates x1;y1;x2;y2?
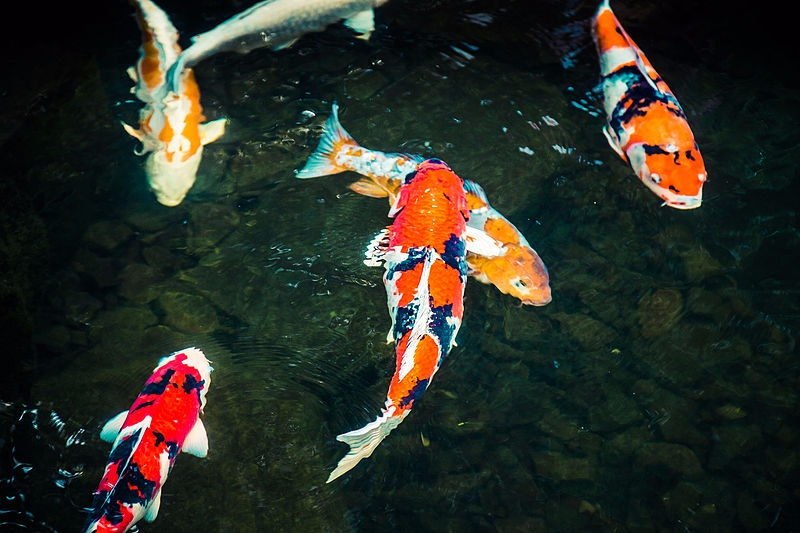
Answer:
145;488;162;522
348;178;392;199
465;226;505;258
121;121;144;142
344;9;375;40
182;418;209;457
364;228;391;267
200;118;227;145
100;411;129;442
602;125;627;160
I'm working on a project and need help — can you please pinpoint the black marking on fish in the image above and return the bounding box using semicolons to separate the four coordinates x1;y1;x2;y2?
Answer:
399;378;429;409
393;300;419;343
141;369;176;396
441;233;467;275
131;399;156;413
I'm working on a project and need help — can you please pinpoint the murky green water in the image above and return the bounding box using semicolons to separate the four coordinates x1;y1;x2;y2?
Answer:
1;0;797;531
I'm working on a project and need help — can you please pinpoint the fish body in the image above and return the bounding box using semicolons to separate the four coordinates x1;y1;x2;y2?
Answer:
123;0;227;207
326;159;469;482
82;348;212;533
592;0;706;209
167;0;390;92
297;103;551;305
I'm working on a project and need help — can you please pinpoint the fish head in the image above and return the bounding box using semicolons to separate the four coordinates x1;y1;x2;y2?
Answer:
144;146;204;206
418;159;470;218
155;347;213;407
391;158;467;218
626;141;706;209
130;70;226;207
471;244;552;306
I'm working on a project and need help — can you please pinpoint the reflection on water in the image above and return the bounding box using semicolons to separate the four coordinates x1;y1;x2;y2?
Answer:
1;0;798;531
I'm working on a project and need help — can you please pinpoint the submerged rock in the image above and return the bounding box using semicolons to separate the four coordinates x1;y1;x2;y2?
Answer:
636;288;683;338
551;312;616;351
82;219;133;251
156;291;219;334
634;442;704;478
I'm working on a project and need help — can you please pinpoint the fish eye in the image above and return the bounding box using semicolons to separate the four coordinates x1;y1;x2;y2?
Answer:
650;173;661;184
512;278;529;289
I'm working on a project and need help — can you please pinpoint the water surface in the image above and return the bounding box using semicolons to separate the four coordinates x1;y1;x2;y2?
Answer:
0;0;797;531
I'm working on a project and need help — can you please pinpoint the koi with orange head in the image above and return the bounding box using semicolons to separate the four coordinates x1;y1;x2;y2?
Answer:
296;102;552;306
592;0;707;209
326;159;469;482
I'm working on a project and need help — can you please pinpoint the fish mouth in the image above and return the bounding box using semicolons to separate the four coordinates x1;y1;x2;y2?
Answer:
641;179;703;210
662;195;702;210
522;295;552;306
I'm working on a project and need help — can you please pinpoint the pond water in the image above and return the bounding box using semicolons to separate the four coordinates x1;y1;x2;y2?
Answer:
0;0;797;531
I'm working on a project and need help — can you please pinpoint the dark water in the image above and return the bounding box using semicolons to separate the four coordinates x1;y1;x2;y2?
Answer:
1;0;797;531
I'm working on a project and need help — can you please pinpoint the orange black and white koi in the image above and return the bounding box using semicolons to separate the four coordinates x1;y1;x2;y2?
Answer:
592;0;707;209
297;103;551;305
82;347;212;533
326;159;469;482
122;0;226;207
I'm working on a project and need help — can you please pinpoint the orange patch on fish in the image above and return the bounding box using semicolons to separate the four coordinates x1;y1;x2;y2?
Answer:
428;260;464;314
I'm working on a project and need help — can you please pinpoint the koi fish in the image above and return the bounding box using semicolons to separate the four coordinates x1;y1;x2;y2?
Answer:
166;0;390;93
592;0;707;209
462;180;551;305
326;159;469;482
82;347;212;533
122;0;227;207
296;103;551;306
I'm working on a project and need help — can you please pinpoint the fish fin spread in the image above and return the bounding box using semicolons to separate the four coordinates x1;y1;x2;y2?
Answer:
296;102;358;179
200;117;228;145
121;121;144;142
632;49;661;95
145;488;162;522
364;228;391;267
465;226;505;258
273;37;300;51
126;66;138;85
182;419;209;457
602;125;626;160
463;179;489;204
99;411;129;442
348;177;392;199
327;409;408;483
343;9;376;40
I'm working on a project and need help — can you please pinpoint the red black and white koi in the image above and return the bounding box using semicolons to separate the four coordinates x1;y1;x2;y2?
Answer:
297;103;551;306
122;0;226;207
82;347;212;532
592;0;707;209
326;159;469;482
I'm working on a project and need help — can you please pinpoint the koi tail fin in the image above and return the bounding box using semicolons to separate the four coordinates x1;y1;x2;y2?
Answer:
326;409;408;483
296;102;359;179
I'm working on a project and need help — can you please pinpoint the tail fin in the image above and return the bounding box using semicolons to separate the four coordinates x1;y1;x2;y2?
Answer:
326;409;408;483
296;102;359;179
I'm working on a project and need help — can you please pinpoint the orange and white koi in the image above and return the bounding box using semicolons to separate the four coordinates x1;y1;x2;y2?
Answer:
592;0;707;209
462;180;551;305
82;347;212;532
296;103;551;305
122;0;226;207
326;159;469;482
